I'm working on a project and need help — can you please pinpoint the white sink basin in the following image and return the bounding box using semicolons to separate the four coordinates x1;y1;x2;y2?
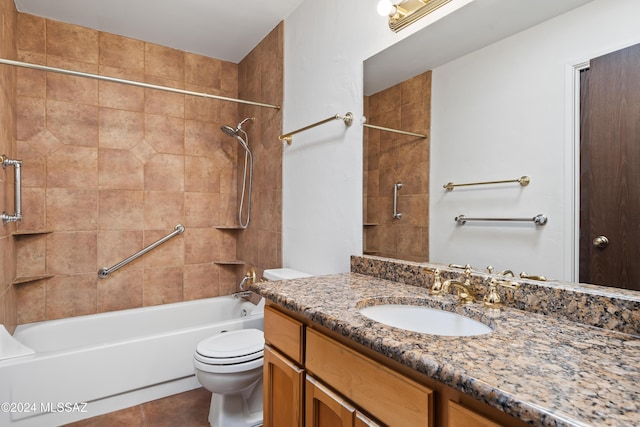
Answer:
359;304;493;337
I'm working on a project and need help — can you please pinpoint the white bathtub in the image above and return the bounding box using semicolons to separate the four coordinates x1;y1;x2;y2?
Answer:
0;296;264;426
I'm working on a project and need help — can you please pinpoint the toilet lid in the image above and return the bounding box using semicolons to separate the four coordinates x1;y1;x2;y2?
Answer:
196;329;264;363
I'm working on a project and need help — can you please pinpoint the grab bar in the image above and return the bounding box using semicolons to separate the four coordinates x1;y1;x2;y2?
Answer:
1;154;23;225
443;176;530;191
98;224;185;278
393;182;403;219
279;112;353;144
455;214;548;226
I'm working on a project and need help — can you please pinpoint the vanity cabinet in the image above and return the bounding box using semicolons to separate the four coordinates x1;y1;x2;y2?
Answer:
264;304;526;427
263;306;305;427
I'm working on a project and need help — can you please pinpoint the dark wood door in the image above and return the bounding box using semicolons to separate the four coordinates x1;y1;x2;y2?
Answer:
580;43;640;290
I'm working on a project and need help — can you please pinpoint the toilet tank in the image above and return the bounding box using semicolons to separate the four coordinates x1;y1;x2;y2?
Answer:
262;268;311;281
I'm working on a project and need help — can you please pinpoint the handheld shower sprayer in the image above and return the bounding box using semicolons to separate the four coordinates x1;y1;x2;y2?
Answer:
220;117;255;229
221;117;255;138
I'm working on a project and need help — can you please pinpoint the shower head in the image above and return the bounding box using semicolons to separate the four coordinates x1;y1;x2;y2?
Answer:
220;117;255;138
221;125;238;137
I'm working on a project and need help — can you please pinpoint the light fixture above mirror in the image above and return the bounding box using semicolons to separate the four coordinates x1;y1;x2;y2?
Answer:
377;0;453;32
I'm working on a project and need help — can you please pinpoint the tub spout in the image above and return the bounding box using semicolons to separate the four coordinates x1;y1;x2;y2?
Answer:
232;291;253;300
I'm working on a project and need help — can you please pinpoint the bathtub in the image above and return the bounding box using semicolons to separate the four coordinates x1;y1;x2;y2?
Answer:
0;295;264;426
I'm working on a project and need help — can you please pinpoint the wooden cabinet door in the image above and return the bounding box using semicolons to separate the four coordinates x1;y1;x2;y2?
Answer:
305;376;355;427
448;401;502;427
263;345;304;427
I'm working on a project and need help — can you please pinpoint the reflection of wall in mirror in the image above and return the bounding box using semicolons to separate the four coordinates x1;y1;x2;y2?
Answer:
364;71;431;262
429;0;640;283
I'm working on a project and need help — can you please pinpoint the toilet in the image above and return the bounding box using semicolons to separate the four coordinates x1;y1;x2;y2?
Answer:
193;268;311;427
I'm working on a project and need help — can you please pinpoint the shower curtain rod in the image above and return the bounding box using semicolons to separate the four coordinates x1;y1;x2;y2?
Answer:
0;58;281;110
363;122;427;138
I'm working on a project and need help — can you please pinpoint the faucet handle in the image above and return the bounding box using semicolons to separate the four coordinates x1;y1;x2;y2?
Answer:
240;267;256;290
463;266;472;281
483;278;502;307
483;278;520;308
423;267;443;295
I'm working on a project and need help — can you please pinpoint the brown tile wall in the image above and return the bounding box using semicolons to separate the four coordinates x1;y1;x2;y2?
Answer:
236;23;284;278
12;14;283;323
0;0;17;332
363;71;431;262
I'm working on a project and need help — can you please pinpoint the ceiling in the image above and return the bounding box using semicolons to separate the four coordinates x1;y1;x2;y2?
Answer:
13;0;305;63
14;0;597;86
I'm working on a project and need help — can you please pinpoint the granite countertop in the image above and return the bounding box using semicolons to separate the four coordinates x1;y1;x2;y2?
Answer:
249;272;640;427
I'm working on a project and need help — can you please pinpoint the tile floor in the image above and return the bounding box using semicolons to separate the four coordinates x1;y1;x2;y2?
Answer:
63;388;211;427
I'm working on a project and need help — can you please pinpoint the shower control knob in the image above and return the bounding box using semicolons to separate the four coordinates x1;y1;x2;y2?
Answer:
592;235;609;248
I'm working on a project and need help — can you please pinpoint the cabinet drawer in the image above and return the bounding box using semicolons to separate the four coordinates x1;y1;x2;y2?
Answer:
264;306;304;364
306;328;433;427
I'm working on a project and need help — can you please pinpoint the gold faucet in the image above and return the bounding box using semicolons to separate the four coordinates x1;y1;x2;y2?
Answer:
441;266;476;305
486;265;514;277
520;272;547;281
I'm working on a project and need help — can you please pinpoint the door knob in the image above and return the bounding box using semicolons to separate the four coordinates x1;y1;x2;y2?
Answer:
592;235;609;248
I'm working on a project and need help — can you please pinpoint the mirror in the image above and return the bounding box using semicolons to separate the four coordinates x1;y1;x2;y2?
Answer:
363;0;640;292
363;71;431;263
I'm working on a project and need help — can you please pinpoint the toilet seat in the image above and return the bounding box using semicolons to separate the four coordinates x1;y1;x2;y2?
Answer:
194;329;264;373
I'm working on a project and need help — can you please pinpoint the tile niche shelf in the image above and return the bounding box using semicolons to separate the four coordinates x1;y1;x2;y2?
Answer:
12;229;53;235
213;225;245;265
363;223;380;256
12;229;54;285
214;259;246;266
12;274;54;285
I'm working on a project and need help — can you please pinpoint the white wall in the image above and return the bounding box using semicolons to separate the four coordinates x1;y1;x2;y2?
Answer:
282;0;472;274
282;0;640;278
430;0;640;281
